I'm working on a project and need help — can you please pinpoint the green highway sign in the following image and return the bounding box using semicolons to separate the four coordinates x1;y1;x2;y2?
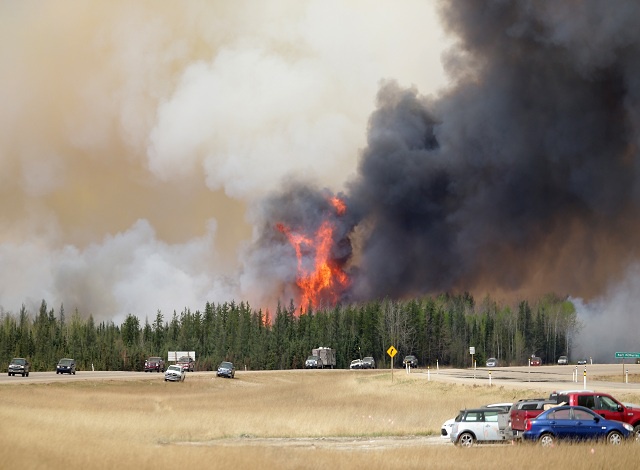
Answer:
615;352;640;359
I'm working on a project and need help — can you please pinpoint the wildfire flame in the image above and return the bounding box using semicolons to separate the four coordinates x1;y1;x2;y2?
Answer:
276;198;350;312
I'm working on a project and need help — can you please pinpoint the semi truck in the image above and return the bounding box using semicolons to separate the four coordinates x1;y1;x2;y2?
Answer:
312;347;336;369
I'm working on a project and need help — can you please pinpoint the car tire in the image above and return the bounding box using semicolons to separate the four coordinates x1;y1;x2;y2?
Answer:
607;431;623;445
22;372;25;377
456;432;475;447
539;433;555;447
633;424;640;441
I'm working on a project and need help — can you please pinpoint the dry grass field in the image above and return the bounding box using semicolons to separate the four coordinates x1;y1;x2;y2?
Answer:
1;369;640;469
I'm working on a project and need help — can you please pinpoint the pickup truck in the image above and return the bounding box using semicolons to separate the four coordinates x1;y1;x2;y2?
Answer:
509;398;558;437
549;390;640;437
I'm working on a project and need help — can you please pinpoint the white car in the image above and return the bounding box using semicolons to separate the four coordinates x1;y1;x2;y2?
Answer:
164;364;185;382
450;408;512;446
441;403;512;439
350;359;364;369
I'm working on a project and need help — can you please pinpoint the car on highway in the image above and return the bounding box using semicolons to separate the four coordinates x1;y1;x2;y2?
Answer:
577;359;588;365
450;407;512;446
217;361;235;379
362;357;376;369
522;405;633;446
56;358;76;375
530;356;542;366
305;355;323;369
177;355;195;372
557;355;568;365
486;357;498;367
144;356;165;372
441;403;512;440
8;358;30;377
402;355;418;368
350;359;364;369
164;364;185;382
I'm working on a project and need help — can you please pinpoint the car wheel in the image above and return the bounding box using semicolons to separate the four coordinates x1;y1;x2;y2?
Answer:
633;425;640;441
457;432;475;447
607;431;623;445
539;433;555;447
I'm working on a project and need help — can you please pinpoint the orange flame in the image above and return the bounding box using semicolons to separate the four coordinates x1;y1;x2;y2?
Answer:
276;201;349;312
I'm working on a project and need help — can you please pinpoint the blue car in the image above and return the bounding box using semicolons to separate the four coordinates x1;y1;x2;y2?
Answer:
522;405;633;446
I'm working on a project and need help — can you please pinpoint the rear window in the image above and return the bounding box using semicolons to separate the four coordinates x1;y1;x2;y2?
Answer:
484;411;499;422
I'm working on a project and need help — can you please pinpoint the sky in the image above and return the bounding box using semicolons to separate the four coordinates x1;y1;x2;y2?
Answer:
0;0;449;323
2;1;640;365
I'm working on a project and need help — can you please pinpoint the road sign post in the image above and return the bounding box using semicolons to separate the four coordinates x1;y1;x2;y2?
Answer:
387;346;397;382
615;353;640;383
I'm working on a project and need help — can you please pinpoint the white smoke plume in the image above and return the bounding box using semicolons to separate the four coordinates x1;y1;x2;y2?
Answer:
0;1;448;323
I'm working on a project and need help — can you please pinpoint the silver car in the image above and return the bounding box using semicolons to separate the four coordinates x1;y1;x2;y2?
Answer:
164;364;185;382
450;408;512;446
441;403;512;440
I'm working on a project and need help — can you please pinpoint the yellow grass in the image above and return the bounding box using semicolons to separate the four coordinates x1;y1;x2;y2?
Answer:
1;370;640;469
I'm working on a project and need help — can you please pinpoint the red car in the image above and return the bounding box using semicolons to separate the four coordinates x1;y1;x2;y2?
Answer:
144;356;165;372
530;356;542;366
177;356;195;372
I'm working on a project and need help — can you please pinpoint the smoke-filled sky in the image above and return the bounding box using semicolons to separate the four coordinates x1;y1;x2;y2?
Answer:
3;0;640;362
0;0;448;322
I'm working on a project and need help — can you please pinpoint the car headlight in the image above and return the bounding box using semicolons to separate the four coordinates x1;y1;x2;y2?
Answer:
623;423;634;432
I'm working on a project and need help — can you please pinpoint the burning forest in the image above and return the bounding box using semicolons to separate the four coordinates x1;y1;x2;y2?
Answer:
243;0;640;314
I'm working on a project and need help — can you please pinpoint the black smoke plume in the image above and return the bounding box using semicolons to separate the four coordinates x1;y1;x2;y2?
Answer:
248;0;640;306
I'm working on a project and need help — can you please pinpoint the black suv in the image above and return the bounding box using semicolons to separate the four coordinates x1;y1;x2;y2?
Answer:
402;355;418;368
8;358;30;377
56;358;76;375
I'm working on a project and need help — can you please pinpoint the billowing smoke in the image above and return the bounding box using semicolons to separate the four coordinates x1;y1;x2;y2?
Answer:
0;1;446;322
249;0;640;350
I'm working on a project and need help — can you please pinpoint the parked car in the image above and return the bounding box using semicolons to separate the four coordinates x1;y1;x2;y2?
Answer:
144;356;165;372
362;357;376;369
217;361;235;379
164;364;185;382
350;359;364;369
486;357;498;367
402;355;418;368
441;403;512;440
56;358;76;375
8;358;30;377
522;405;633;446
509;398;558;437
177;356;195;372
530;356;542;366
450;407;512;446
557;355;569;365
304;355;323;369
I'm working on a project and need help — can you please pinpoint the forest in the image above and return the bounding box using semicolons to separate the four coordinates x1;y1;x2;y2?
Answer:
0;293;579;372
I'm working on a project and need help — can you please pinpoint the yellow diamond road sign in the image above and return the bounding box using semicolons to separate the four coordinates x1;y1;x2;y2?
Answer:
387;346;397;358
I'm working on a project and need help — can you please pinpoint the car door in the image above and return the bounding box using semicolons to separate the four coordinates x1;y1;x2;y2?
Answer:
571;408;603;441
592;395;625;422
546;408;575;439
481;410;501;440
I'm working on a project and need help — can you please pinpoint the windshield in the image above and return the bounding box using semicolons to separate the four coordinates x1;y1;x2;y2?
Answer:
178;357;191;362
148;357;161;362
11;358;26;365
220;362;233;369
59;359;73;365
167;365;181;372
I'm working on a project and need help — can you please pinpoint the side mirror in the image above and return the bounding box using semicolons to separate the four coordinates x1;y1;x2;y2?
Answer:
594;416;601;423
618;404;624;412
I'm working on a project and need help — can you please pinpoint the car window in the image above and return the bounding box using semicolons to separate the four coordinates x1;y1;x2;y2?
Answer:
484;411;498;422
573;409;595;420
577;396;595;409
550;409;571;420
599;396;620;411
464;412;482;422
521;403;539;410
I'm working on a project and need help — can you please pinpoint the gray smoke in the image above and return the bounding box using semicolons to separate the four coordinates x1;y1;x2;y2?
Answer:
251;1;640;311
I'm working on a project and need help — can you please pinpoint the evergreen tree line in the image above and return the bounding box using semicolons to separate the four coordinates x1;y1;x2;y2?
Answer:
0;293;579;372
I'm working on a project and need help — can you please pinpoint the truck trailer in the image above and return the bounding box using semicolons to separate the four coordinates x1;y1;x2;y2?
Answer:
312;347;336;369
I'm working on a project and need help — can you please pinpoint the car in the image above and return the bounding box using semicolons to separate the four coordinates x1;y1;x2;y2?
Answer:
577;359;588;365
530;356;542;366
164;364;185;382
557;355;568;365
177;356;195;372
217;361;235;379
450;407;512;446
441;402;512;440
362;357;376;369
305;355;323;369
56;358;76;375
486;357;498;367
8;358;30;377
144;356;165;372
350;359;364;369
402;355;418;368
522;405;633;446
